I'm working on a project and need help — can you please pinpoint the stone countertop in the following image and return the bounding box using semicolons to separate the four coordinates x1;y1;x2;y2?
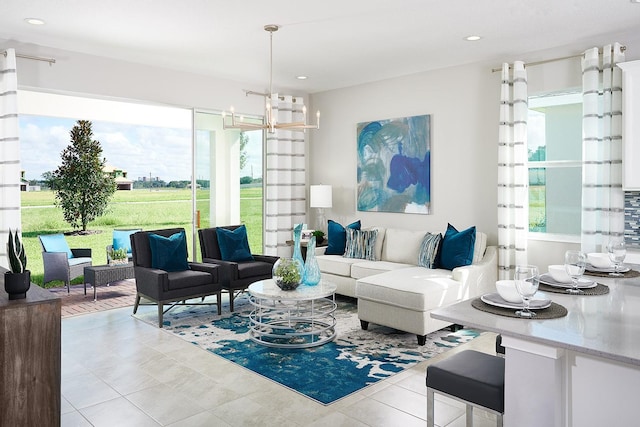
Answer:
431;266;640;367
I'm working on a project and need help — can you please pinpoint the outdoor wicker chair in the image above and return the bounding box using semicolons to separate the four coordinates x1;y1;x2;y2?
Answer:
39;233;92;293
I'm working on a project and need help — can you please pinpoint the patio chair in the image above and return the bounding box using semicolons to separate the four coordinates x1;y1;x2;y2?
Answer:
106;228;141;263
130;227;222;327
39;233;92;293
198;225;278;311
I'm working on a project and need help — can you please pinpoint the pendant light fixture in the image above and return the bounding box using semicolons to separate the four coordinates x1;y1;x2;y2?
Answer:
222;25;319;133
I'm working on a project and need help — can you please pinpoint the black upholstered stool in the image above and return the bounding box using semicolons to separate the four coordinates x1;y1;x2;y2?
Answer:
426;350;505;427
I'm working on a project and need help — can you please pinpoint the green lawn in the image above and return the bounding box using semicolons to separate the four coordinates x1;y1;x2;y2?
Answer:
21;187;263;287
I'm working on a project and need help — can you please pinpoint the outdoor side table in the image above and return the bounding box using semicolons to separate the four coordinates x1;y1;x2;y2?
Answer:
84;263;135;301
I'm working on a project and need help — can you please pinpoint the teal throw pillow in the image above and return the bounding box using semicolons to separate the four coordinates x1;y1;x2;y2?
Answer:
438;224;476;270
325;220;361;255
216;225;254;262
148;230;190;272
40;234;73;259
344;228;378;260
418;232;442;269
113;229;141;254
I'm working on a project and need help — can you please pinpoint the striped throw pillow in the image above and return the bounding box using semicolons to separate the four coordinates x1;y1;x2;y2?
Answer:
344;228;379;260
418;232;442;268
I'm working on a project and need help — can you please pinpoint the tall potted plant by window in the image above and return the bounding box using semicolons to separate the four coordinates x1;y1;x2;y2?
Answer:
5;229;30;300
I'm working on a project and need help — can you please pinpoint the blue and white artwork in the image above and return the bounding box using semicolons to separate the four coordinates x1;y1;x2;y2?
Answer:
357;114;431;214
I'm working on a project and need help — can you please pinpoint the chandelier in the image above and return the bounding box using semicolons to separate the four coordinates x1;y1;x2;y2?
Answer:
222;25;320;133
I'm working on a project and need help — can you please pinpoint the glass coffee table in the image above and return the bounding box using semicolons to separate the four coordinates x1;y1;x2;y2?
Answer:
247;279;337;348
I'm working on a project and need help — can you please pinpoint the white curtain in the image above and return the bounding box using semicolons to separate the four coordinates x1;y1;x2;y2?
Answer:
581;43;625;253
497;61;528;280
264;94;307;256
0;48;21;269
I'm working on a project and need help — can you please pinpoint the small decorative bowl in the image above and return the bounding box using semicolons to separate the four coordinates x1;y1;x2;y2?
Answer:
587;252;612;268
272;257;303;291
495;280;523;303
548;265;572;283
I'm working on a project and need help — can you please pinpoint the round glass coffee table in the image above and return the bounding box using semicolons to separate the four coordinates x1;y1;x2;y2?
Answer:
247;279;337;348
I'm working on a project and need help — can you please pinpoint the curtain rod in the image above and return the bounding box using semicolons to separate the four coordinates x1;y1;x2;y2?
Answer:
2;50;56;65
491;45;627;73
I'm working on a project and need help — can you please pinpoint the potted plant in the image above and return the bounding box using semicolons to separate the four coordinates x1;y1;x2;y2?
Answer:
108;247;129;266
5;229;30;300
272;257;303;291
311;230;326;245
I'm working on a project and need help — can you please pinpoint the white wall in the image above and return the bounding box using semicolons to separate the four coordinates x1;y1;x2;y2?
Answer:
308;40;640;271
308;62;500;245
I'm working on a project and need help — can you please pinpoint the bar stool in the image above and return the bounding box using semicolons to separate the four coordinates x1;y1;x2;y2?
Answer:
426;349;505;427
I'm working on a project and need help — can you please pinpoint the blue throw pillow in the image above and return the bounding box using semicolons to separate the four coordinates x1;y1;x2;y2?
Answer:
438;224;476;270
325;220;361;255
40;234;74;259
113;229;141;254
148;230;190;272
216;225;254;262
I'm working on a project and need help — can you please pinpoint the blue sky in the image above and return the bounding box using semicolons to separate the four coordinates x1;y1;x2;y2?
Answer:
19;115;263;182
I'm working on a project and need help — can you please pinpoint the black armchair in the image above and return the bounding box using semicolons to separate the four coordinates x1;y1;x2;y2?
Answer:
130;228;222;327
198;225;278;311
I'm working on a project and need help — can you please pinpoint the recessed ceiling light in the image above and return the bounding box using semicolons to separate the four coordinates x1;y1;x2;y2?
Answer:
24;18;45;25
465;35;482;41
296;75;308;80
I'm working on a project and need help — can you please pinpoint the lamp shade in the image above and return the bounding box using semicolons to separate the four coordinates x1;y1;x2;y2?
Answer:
310;185;332;208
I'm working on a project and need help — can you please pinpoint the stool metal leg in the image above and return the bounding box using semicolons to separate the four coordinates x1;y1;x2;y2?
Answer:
497;413;503;427
427;388;435;427
466;403;473;426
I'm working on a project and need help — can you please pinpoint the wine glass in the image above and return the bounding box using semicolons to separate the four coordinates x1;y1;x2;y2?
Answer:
564;250;586;294
607;240;626;277
514;265;539;318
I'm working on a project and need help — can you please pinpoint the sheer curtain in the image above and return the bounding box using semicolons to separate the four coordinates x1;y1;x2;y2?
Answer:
581;43;625;253
263;94;307;256
497;61;528;279
0;48;21;269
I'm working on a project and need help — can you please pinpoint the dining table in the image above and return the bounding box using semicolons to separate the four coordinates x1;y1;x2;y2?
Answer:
431;264;640;427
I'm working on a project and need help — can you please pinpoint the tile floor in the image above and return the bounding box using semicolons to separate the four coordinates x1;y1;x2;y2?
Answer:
60;300;499;427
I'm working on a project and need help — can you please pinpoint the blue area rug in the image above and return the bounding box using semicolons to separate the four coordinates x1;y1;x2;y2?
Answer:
134;294;478;404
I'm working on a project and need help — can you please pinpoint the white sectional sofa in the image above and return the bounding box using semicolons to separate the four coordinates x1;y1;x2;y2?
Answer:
315;226;497;344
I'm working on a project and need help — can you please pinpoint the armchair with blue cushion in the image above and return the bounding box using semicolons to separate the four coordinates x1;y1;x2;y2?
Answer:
130;227;222;327
198;225;278;311
106;228;141;263
39;233;92;293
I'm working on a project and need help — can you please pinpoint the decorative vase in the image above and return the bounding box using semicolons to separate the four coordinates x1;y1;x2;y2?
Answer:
109;258;128;266
272;257;304;291
304;236;321;286
292;223;306;282
4;270;31;300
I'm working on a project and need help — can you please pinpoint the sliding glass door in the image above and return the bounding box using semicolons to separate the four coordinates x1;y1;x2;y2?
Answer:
193;110;264;259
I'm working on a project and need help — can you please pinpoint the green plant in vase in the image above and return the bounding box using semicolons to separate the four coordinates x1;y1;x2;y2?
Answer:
5;229;31;299
272;257;303;290
108;247;129;265
311;230;326;245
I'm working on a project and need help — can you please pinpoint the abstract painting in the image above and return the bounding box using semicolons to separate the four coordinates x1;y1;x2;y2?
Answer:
357;114;431;214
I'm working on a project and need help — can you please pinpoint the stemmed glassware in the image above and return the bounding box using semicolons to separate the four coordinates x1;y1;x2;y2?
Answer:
607;240;627;277
514;265;539;318
564;250;586;294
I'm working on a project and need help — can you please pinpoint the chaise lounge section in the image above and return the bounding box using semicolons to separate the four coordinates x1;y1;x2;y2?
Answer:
316;225;497;344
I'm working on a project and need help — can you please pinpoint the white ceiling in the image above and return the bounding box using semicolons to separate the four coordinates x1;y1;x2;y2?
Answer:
1;0;640;94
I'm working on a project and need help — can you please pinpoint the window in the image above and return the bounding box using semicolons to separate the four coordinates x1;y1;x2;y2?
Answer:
527;92;582;236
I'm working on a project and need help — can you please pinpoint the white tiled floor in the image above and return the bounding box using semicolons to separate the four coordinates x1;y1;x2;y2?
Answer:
61;304;499;427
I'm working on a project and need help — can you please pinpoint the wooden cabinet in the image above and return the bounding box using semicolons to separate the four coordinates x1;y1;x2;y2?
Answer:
0;273;61;427
619;60;640;190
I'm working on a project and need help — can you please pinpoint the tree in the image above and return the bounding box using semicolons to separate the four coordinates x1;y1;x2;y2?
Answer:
52;120;116;232
239;131;248;172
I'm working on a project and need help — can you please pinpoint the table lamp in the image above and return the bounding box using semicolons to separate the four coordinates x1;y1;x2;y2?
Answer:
310;184;332;232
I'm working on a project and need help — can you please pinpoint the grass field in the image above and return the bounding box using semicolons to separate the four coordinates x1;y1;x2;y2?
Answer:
21;187;263;287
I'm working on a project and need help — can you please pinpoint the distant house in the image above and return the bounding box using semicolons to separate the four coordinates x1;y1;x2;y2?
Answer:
20;170;28;191
103;164;133;190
